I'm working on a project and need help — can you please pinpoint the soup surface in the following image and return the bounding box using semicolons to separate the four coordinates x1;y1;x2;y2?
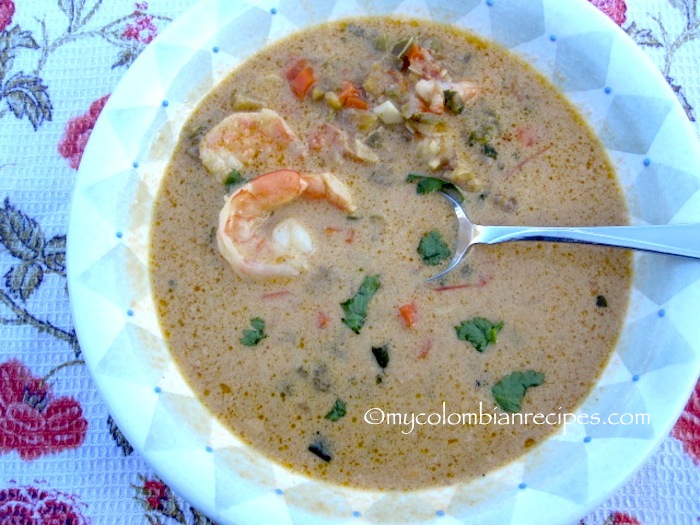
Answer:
150;17;632;490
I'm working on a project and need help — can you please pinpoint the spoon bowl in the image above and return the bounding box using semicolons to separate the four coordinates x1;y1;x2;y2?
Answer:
430;191;700;281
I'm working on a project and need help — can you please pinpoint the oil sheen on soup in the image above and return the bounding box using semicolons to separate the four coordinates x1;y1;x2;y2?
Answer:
150;17;632;491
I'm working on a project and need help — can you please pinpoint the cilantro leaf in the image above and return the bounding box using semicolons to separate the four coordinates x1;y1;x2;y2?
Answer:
371;345;390;369
341;275;381;334
455;317;503;352
491;370;544;412
240;317;266;346
444;90;464;114
224;169;245;188
325;399;347;422
405;174;464;203
418;230;451;266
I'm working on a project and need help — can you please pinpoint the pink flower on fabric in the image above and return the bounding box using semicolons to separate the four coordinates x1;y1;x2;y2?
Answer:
0;0;15;32
0;360;88;460
134;476;185;521
122;2;158;45
672;379;700;464
0;483;89;524
57;95;109;170
605;511;642;525
588;0;627;26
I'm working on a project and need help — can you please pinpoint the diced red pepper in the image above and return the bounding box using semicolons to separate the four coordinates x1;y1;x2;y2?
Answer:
286;58;317;99
316;311;330;329
338;80;370;110
398;302;419;328
417;339;432;359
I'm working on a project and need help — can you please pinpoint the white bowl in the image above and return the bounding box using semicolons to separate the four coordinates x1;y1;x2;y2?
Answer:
67;1;700;523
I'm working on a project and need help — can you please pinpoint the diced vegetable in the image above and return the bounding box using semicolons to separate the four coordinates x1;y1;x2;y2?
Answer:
444;90;464;114
285;58;317;99
325;399;347;422
308;435;332;462
373;100;404;124
324;91;342;110
455;317;503;352
316;311;330;329
418;230;451;266
340;275;381;333
224;169;245;189
338;80;370;110
398;302;419;328
240;317;267;346
391;36;415;60
371;345;390;369
492;371;544;412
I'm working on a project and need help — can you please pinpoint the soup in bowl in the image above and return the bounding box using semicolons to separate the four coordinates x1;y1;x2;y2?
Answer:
67;1;700;524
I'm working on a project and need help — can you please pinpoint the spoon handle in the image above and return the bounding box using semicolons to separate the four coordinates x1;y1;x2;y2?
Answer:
474;223;700;259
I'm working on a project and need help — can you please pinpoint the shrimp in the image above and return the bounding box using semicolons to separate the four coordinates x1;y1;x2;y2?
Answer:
199;108;307;182
217;169;356;280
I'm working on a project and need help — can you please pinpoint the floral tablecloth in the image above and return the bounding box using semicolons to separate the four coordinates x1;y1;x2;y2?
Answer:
0;0;698;523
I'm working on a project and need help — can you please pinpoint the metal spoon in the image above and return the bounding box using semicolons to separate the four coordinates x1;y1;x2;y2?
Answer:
430;191;700;281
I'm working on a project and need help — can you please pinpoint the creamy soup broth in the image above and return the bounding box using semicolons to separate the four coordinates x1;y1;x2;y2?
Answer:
150;18;632;490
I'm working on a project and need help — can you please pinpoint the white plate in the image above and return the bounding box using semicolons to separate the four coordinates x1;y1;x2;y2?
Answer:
67;1;700;523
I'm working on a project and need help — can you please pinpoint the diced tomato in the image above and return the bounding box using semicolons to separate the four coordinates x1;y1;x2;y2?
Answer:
417;339;432;359
515;126;538;147
316;311;330;329
324;226;356;244
286;58;317;99
398;302;419;328
338;80;370;110
406;43;427;64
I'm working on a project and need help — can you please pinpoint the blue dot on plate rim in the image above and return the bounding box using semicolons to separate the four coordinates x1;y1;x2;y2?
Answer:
162;100;169;107
549;34;557;41
205;445;213;453
643;157;652;166
212;45;220;53
115;231;123;239
436;509;446;517
271;7;278;14
352;511;361;518
658;308;666;317
518;482;527;490
275;488;284;495
604;86;612;94
583;435;592;443
154;386;162;394
126;309;134;317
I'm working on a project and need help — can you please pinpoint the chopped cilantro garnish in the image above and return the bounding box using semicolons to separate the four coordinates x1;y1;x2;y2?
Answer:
444;90;464;114
325;399;347;422
405;174;464;202
483;143;498;159
371;345;390;369
340;275;381;334
418;230;451;266
240;317;266;346
224;169;245;188
492;370;544;412
468;130;498;160
455;317;503;352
